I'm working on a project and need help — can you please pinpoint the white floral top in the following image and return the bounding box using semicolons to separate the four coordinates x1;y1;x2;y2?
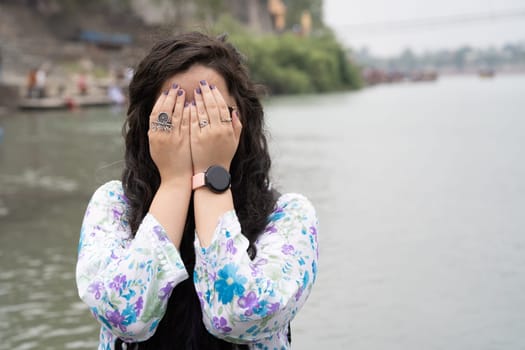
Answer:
76;180;318;350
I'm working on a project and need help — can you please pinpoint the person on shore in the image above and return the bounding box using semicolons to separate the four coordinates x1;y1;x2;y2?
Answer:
35;65;47;98
26;68;37;98
76;32;319;350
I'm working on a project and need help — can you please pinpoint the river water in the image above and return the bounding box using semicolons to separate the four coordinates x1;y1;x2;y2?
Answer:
0;75;524;349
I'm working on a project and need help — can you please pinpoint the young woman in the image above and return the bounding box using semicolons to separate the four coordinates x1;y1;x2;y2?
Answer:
76;32;318;350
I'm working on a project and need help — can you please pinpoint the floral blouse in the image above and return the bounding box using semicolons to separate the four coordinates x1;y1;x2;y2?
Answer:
76;180;318;350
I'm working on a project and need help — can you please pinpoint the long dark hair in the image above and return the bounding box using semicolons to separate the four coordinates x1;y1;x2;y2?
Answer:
120;32;277;349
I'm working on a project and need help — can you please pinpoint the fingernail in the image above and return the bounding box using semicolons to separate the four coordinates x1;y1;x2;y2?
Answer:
196;87;202;95
210;84;216;90
163;89;169;95
177;89;184;96
172;83;179;89
191;100;196;106
199;80;207;86
184;101;189;107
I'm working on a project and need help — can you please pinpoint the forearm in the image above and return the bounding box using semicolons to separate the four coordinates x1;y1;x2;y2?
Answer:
149;179;192;249
193;188;234;247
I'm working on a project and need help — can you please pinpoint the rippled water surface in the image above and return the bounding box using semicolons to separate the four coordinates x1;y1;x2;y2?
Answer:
1;75;524;349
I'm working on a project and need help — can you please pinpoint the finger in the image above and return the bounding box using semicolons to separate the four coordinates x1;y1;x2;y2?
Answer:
210;85;232;124
232;109;242;140
194;88;209;128
150;89;169;122
172;88;185;130
190;101;200;135
199;80;221;126
180;101;190;133
161;83;179;117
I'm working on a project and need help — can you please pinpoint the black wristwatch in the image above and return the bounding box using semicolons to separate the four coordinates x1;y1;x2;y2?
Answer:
192;165;231;193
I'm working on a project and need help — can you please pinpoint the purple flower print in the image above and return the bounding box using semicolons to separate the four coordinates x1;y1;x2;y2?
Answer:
281;244;294;255
268;302;280;315
88;281;104;300
159;281;174;301
212;316;232;333
250;258;268;277
226;239;237;255
265;225;278;234
106;309;127;332
153;225;168;242
295;287;303;301
109;274;126;292
310;225;317;236
134;296;143;316
238;291;259;316
112;207;122;221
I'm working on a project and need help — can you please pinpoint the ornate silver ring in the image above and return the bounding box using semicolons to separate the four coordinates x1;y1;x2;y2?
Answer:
151;112;172;131
199;120;209;128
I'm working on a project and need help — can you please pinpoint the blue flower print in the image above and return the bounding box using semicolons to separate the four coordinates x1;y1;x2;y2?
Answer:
268;208;285;222
215;263;247;304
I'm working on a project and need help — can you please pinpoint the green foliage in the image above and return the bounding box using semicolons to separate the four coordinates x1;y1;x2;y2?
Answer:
213;18;362;95
283;0;324;30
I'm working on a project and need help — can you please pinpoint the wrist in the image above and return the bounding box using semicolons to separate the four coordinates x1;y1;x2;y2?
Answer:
160;176;192;190
193;163;230;175
192;165;231;193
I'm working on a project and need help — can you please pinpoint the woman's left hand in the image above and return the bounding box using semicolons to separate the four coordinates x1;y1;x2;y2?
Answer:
190;81;242;174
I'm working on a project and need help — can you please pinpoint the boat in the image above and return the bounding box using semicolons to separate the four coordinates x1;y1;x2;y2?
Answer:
478;68;495;78
18;95;114;110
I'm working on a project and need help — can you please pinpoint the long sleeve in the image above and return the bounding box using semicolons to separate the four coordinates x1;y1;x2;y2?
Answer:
193;193;319;346
76;181;189;344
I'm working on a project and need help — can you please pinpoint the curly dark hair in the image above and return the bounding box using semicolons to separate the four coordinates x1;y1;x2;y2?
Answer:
119;32;277;349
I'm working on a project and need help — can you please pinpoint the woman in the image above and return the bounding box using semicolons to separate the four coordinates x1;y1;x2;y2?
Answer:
76;32;318;350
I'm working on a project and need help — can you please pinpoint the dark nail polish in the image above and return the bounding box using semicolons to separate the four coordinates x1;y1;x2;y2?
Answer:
184;101;189;107
196;87;202;95
199;80;207;86
210;84;216;90
172;83;179;89
191;100;196;106
177;89;184;96
163;89;169;95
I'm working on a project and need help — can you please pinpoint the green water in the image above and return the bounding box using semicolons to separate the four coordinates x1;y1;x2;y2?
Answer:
1;75;525;349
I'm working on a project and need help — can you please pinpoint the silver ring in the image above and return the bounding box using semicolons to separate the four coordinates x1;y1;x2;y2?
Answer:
158;112;170;123
151;112;172;131
221;117;233;123
199;120;209;128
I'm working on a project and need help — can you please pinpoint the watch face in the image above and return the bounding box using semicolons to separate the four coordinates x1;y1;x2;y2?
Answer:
205;166;231;193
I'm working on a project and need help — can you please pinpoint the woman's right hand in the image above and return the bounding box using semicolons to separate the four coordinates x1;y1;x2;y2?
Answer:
148;85;192;186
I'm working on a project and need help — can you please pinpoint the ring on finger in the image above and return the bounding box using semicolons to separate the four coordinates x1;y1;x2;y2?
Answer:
220;117;233;123
151;112;173;131
151;121;172;132
199;120;209;128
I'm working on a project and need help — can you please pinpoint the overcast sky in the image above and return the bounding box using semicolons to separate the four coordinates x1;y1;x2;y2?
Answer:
323;0;525;56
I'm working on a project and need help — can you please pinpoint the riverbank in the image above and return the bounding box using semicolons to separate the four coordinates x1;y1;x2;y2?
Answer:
0;1;362;109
